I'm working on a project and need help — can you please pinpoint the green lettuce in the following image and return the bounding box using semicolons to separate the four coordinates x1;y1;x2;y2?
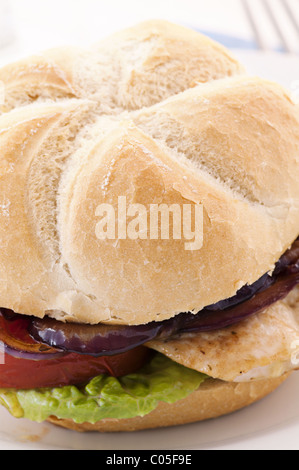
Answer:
0;354;207;424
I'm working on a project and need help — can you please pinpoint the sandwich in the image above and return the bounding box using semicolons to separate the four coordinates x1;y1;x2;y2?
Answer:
0;20;299;432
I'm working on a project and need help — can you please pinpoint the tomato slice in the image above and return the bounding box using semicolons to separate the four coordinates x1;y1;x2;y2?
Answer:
0;309;150;389
0;346;150;389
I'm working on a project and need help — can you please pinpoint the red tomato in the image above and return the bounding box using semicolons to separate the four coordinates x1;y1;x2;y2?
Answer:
0;346;150;389
0;310;150;389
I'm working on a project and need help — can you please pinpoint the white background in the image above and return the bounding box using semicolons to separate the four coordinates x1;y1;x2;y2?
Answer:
0;0;298;59
0;0;253;51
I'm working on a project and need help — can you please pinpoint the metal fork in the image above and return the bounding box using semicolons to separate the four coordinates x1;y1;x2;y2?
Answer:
242;0;299;54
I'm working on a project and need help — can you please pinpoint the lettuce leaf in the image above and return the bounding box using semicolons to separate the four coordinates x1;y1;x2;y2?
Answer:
0;354;207;424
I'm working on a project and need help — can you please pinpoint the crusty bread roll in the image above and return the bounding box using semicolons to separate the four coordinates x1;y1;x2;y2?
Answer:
47;374;290;432
0;20;244;113
1;19;299;435
0;20;299;325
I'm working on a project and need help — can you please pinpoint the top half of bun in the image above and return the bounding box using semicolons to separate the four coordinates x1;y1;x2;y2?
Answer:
0;20;299;325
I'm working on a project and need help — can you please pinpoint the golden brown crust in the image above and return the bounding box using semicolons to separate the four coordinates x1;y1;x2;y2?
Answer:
0;21;299;325
47;374;290;432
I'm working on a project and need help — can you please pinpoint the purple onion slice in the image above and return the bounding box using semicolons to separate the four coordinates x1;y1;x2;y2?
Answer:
29;267;299;357
29;319;165;357
14;237;299;357
0;309;67;361
176;271;299;334
2;343;67;361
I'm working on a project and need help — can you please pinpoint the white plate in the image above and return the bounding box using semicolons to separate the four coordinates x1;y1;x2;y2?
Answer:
0;50;299;451
1;372;299;450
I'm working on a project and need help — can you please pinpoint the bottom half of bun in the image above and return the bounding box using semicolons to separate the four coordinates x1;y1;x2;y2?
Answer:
47;373;290;433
